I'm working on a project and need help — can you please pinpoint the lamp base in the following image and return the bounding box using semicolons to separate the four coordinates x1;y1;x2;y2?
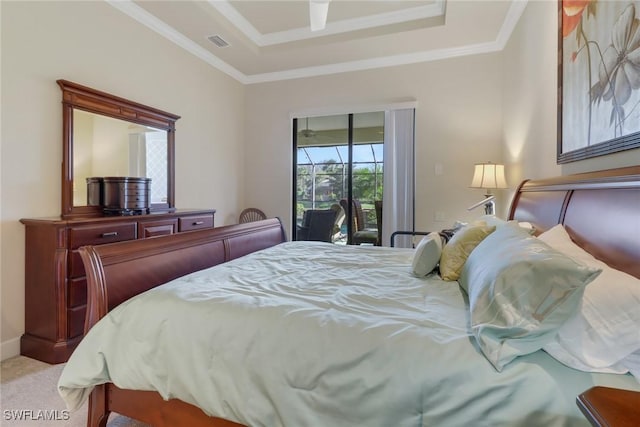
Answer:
484;200;496;215
467;194;496;214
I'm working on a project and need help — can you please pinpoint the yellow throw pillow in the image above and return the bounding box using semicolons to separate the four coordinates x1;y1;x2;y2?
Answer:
439;225;496;281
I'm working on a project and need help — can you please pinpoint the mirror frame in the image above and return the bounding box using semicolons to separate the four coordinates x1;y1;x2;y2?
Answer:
58;80;180;218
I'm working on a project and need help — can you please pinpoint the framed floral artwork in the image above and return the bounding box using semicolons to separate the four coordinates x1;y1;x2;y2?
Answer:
558;0;640;163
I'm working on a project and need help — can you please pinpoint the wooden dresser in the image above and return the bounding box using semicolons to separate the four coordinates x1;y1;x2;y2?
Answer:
20;209;215;363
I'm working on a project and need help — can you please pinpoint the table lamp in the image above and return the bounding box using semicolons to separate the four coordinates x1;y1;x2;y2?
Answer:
468;162;507;215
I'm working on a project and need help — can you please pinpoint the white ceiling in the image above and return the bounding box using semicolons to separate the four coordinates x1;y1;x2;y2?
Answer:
109;0;528;84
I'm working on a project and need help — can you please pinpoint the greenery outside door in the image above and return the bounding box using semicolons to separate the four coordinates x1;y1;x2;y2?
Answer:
293;112;384;244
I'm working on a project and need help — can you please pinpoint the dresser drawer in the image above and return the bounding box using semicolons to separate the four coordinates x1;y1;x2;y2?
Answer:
69;251;85;279
179;214;214;232
67;306;86;338
69;222;137;249
139;219;178;238
68;277;87;308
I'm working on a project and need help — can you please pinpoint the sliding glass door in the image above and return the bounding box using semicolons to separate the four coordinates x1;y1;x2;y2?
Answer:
293;112;384;244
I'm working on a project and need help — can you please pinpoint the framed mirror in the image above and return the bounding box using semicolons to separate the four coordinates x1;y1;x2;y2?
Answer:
58;80;180;218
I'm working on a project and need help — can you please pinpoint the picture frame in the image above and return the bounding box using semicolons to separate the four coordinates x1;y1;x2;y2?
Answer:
558;0;640;164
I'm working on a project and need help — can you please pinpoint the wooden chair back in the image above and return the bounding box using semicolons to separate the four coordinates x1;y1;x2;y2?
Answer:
239;208;267;223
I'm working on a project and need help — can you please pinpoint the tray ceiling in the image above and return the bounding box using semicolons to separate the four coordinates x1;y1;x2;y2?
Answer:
109;0;527;84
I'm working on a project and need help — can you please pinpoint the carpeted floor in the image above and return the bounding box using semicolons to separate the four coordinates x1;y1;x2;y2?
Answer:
1;355;149;426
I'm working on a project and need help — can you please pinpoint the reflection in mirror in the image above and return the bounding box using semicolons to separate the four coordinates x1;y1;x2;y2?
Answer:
73;110;168;207
59;79;178;218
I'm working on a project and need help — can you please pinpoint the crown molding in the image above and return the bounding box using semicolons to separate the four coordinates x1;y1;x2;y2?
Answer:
495;0;528;49
205;0;263;44
209;0;447;47
245;41;501;84
107;0;528;85
106;0;249;83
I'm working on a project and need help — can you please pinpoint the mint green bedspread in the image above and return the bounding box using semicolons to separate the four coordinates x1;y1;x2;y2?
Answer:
58;241;640;426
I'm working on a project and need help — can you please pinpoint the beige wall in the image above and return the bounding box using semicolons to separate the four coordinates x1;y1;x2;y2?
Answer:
0;1;245;358
245;53;505;236
502;0;640;190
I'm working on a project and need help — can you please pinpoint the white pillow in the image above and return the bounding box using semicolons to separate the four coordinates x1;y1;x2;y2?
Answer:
411;232;443;277
459;223;600;371
539;224;640;376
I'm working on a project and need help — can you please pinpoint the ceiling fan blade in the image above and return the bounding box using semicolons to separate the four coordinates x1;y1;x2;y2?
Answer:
309;0;330;32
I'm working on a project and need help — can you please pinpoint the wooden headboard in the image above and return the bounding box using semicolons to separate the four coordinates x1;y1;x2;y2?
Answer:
508;166;640;279
80;218;287;332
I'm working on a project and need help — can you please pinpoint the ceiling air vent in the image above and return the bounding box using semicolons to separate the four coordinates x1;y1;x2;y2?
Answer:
207;35;230;48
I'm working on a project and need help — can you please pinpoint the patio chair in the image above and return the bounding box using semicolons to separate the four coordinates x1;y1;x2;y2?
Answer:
329;203;345;242
296;209;338;242
339;198;379;245
375;200;382;246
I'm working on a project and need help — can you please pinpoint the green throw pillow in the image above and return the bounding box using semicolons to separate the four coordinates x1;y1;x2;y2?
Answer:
459;223;601;371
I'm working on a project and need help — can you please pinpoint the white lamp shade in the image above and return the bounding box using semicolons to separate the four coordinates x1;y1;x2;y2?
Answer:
470;163;507;189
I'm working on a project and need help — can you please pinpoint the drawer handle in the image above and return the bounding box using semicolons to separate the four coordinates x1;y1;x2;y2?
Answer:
101;232;118;238
192;221;204;226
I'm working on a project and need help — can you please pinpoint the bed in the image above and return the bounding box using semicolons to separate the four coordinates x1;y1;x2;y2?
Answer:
58;166;640;427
